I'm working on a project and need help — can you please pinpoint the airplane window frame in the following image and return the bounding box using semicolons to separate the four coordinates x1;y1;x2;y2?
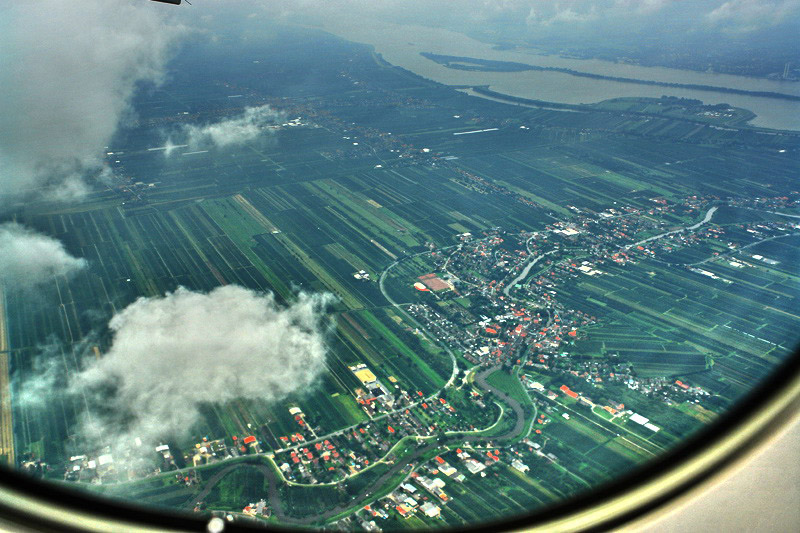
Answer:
0;348;796;532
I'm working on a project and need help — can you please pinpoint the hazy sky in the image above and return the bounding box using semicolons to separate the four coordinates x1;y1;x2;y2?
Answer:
1;0;796;204
0;0;181;204
251;0;800;48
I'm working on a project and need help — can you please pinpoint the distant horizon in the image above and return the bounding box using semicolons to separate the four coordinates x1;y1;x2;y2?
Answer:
1;3;798;530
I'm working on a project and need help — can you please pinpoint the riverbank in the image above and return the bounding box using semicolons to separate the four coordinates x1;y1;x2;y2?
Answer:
319;20;800;130
422;53;800;103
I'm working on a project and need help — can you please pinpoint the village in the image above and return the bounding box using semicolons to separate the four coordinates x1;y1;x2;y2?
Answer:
48;192;797;525
406;192;797;381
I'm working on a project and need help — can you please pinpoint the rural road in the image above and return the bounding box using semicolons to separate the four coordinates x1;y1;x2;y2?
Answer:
192;245;533;524
626;205;718;250
192;364;528;525
378;253;459;388
652;231;800;267
185;461;285;518
503;249;558;297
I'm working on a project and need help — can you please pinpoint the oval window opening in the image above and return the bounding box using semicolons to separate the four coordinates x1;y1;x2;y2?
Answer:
1;2;798;531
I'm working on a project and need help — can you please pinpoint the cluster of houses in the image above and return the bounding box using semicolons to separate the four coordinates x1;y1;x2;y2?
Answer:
371;446;537;523
274;387;488;484
62;442;179;483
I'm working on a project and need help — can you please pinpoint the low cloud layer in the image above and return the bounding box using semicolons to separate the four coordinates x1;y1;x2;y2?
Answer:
706;0;800;32
172;105;285;152
0;223;87;288
70;286;332;449
0;0;181;203
257;1;800;50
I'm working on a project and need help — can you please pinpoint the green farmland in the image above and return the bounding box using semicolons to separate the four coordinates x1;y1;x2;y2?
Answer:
4;20;799;530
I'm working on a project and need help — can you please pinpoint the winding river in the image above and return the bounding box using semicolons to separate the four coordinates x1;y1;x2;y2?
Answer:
321;21;800;130
503;249;558;297
627;206;718;249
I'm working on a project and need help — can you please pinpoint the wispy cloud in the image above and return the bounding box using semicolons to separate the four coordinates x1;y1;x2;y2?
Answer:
0;223;87;288
706;0;800;32
0;0;182;203
171;105;285;153
527;3;599;27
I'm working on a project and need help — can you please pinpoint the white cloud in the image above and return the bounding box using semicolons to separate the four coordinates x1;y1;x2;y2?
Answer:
13;344;70;410
70;286;332;449
0;0;182;203
0;223;87;288
175;105;285;152
525;2;599;27
706;0;800;31
551;6;598;25
615;0;674;14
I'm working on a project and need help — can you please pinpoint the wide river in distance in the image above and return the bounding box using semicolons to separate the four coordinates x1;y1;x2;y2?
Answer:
321;21;800;131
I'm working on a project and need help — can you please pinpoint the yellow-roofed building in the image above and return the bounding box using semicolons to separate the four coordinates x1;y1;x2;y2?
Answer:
354;368;377;385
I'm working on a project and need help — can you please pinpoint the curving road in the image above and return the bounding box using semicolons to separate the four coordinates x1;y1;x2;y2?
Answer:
195;250;532;525
378;254;459;388
654;231;800;267
626;205;718;250
503;249;558;297
195;364;528;525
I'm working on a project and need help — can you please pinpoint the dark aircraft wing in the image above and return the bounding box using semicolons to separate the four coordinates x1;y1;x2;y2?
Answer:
150;0;182;5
